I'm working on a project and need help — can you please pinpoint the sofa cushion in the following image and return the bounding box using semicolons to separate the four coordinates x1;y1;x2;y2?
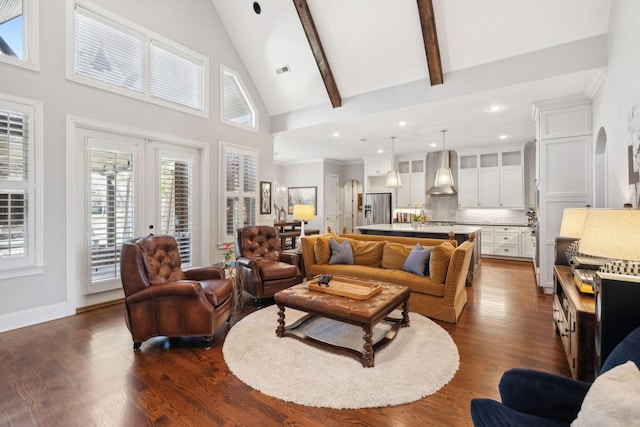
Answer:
258;259;299;280
314;236;346;264
329;238;354;264
571;361;640;426
381;242;415;270
402;244;433;277
430;242;455;284
352;240;384;268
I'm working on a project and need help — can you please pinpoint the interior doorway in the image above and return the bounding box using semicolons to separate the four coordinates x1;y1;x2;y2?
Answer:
343;179;363;233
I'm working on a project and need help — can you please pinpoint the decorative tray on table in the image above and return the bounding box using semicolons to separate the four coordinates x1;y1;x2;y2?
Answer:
307;275;382;299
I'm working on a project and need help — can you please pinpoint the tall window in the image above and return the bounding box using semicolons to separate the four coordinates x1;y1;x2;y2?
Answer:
69;1;208;116
0;94;42;274
0;0;39;70
220;142;257;242
221;65;257;131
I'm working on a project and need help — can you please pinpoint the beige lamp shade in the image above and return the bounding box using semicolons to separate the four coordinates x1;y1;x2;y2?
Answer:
578;209;640;261
292;204;314;221
559;208;588;238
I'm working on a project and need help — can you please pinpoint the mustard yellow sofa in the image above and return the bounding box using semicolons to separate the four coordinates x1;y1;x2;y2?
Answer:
300;233;476;323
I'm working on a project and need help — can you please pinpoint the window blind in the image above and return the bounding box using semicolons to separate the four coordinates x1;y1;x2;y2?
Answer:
159;157;193;266
0;109;28;258
73;5;205;112
151;42;202;110
221;144;257;239
223;71;254;126
90;148;134;282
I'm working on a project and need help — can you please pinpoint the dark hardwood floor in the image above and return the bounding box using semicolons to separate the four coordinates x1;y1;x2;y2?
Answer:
0;258;570;426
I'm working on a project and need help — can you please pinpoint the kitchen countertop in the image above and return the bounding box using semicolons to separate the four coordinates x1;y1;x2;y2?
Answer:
357;223;482;234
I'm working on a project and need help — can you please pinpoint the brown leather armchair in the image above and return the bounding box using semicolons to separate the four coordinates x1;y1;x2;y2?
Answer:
120;235;233;349
235;226;303;300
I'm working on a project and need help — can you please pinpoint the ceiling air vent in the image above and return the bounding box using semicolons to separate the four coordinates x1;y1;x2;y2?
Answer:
275;65;291;75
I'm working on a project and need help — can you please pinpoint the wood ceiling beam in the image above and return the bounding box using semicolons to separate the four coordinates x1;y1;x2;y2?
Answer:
292;0;342;108
416;0;443;86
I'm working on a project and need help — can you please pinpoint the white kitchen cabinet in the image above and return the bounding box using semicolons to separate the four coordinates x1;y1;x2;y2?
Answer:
519;226;535;258
457;155;478;208
457;145;525;209
396;157;425;207
365;157;393;176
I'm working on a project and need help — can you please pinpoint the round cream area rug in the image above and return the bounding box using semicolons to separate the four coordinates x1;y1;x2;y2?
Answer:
222;305;459;409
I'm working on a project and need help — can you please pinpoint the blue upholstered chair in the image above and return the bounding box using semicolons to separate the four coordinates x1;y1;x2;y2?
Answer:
470;326;640;426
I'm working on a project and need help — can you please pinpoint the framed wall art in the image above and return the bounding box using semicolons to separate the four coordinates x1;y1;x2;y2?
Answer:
287;186;317;214
260;181;272;214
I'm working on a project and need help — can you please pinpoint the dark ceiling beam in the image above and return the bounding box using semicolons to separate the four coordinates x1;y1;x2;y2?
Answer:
416;0;443;86
292;0;342;108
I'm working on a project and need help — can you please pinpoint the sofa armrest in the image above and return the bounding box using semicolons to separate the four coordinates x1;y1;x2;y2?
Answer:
442;236;475;305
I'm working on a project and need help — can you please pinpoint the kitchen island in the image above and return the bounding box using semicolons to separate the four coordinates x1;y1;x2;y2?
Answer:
356;223;481;281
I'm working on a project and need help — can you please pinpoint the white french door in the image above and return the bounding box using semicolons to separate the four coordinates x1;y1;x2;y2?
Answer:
75;128;201;295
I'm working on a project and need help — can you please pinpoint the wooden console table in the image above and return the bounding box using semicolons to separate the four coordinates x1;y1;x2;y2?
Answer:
553;265;595;381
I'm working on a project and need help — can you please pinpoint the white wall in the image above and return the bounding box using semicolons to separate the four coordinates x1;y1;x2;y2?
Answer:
0;0;274;331
592;0;640;208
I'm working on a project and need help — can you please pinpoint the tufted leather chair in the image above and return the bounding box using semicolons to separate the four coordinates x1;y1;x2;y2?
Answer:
120;235;233;349
235;226;303;300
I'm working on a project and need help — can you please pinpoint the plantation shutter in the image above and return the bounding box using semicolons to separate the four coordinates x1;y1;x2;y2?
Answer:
158;155;193;266
0;109;28;258
89;147;134;282
222;144;257;240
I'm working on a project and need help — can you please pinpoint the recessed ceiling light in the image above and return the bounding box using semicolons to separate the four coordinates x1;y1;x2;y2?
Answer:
499;134;507;140
377;149;383;153
398;121;407;126
332;132;340;137
488;105;503;112
253;2;261;14
430;143;437;147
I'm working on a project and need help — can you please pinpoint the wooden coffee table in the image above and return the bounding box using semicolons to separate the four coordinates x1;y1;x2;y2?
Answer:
274;280;410;367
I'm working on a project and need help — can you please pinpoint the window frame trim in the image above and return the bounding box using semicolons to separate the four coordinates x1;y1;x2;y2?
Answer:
65;0;210;118
0;0;40;71
219;64;258;132
0;93;44;278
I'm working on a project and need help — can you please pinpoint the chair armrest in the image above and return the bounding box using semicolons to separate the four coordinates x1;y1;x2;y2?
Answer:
499;368;591;424
125;280;203;305
235;256;257;269
184;267;224;281
279;252;299;266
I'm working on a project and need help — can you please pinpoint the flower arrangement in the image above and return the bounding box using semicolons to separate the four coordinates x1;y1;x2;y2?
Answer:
413;201;424;222
223;242;234;262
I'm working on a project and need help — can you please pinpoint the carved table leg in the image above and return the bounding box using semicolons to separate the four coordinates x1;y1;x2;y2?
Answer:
362;326;374;368
276;305;285;337
402;299;410;327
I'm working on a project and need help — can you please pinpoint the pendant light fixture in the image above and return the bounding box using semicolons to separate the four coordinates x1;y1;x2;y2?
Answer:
434;130;454;187
385;137;402;188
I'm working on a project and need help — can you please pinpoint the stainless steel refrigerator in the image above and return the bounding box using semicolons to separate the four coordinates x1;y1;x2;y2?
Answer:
364;193;392;225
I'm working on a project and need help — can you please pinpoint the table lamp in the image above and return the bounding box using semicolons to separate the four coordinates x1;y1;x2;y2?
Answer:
293;204;315;245
559;208;588;239
578;209;640;275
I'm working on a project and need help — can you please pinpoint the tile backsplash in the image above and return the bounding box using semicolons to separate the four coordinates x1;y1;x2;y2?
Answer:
456;208;529;225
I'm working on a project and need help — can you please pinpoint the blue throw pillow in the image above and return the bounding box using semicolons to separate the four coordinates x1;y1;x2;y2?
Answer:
329;238;354;265
402;243;433;276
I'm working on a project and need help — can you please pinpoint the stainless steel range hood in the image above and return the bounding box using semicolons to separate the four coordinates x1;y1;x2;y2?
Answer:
426;151;457;195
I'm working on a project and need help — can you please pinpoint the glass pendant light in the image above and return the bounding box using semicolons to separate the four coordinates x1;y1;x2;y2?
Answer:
385;137;402;187
434;130;454;187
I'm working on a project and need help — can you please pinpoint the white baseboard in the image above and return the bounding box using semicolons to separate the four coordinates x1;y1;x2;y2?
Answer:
0;302;68;333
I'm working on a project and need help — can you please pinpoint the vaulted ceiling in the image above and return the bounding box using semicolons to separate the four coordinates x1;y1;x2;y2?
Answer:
212;0;611;163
